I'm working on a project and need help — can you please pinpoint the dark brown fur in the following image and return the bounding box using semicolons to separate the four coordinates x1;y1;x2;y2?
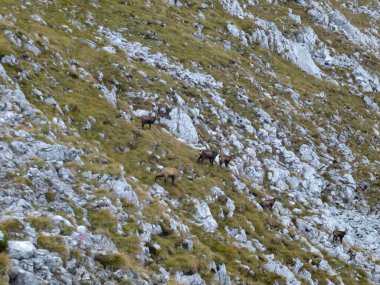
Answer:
332;229;347;243
260;198;277;211
197;149;218;167
219;154;235;168
141;115;159;129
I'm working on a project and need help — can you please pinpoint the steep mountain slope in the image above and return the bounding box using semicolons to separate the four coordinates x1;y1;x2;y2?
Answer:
0;0;379;284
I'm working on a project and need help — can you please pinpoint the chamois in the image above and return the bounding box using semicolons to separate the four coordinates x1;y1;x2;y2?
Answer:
219;154;235;168
197;149;218;166
332;228;347;243
141;114;159;129
260;197;277;211
155;163;183;185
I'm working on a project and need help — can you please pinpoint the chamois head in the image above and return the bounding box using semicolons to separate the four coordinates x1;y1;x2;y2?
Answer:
219;153;236;168
141;113;160;129
332;227;347;244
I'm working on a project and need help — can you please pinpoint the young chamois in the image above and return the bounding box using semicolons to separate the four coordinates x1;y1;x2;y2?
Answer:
141;114;159;129
332;228;347;244
260;197;277;211
219;154;235;168
197;149;218;167
155;163;183;185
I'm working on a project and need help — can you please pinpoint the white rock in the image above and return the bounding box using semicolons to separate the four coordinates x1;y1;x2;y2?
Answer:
1;54;19;66
107;177;139;207
175;272;206;285
162;108;198;144
252;19;323;78
8;240;36;259
220;0;252;19
150;183;168;198
193;200;218;232
101;46;116;53
210;262;232;285
30;14;47;25
264;255;301;285
0;63;12;82
226;198;235;217
24;40;41;56
97;84;117;108
100;27;223;89
227;23;248;46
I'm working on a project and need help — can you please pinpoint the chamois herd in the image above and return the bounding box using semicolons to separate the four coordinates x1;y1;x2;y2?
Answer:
141;114;347;245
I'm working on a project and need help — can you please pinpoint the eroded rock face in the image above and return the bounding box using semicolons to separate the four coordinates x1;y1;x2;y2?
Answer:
220;0;252;19
8;241;36;260
175;272;206;285
308;4;379;51
8;240;70;285
193;200;218;232
210;262;232;285
252;19;323;78
162;108;199;144
264;255;301;285
105;177;140;207
10;269;40;285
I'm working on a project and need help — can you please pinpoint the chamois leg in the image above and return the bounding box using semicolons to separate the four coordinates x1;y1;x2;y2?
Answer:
149;123;152;130
155;174;163;182
171;175;175;185
219;160;223;167
197;156;203;163
142;122;145;129
209;158;213;167
225;161;230;167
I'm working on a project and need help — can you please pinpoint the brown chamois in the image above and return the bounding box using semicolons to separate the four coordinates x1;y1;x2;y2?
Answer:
260;197;277;211
155;163;183;185
141;114;159;129
332;228;347;243
197;149;218;167
219;154;235;168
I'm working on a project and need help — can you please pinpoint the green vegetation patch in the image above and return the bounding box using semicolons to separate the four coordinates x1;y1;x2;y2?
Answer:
37;235;69;261
26;216;55;232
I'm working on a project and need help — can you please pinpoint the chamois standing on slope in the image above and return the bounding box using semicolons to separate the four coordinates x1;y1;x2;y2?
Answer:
155;163;183;185
141;114;159;129
260;197;277;211
219;154;235;168
197;149;218;167
332;228;347;244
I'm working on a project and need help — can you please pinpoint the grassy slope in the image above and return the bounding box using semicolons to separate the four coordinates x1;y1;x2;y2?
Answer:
0;0;378;283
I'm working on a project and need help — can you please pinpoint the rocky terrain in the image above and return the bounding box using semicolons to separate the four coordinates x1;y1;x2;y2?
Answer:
0;0;379;284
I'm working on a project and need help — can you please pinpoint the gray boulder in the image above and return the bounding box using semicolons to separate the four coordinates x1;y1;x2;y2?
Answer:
8;241;36;260
10;267;41;285
162;108;198;144
193;200;218;232
175;272;206;285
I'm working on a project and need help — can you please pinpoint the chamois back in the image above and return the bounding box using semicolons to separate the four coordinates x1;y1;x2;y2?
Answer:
219;154;235;167
141;114;159;129
197;149;218;166
155;163;183;185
